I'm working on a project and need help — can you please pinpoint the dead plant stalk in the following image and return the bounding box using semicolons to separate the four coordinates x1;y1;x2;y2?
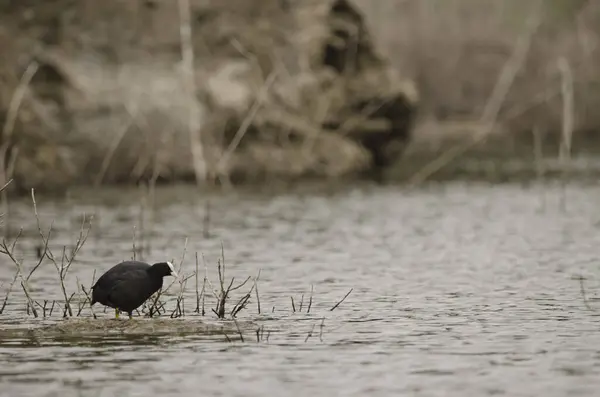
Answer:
31;189;92;317
557;57;574;212
0;270;18;314
0;179;12;195
254;269;262;314
194;252;202;314
147;238;189;317
231;269;260;318
578;276;595;311
216;71;278;186
407;0;543;186
532;125;546;210
1;62;38;236
171;272;195;318
94;113;134;187
0;229;39;317
178;0;207;185
203;246;253;319
330;288;353;311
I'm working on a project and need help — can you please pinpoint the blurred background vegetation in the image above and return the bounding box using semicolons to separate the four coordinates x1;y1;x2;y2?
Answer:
1;0;599;194
360;0;600;131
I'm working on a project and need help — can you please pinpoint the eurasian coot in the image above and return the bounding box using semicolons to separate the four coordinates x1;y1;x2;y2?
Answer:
91;260;178;319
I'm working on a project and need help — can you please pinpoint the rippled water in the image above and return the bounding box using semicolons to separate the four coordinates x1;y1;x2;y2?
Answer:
1;181;600;397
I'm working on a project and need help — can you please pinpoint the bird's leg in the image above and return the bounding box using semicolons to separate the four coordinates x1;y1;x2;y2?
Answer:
115;308;120;319
127;311;133;319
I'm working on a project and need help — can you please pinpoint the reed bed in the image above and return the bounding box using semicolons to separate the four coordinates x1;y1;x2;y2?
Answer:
0;189;353;343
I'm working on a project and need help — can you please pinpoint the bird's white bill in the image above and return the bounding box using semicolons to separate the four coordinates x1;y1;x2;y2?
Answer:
166;261;179;278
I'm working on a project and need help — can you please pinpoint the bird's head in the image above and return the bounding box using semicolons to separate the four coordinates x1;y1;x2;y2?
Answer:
151;261;178;278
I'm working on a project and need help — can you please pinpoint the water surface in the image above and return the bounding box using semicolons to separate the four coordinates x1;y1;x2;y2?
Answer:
1;181;600;397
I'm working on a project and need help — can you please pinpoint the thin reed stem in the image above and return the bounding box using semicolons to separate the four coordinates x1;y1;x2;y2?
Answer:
254;269;261;314
203;200;210;238
195;252;201;313
233;318;244;342
305;323;316;343
330;288;353;311
0;271;18;314
319;317;325;342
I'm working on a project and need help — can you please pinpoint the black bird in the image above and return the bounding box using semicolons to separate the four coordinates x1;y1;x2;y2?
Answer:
91;260;178;319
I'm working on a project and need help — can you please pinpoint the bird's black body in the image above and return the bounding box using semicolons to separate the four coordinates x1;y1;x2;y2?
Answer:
91;260;177;318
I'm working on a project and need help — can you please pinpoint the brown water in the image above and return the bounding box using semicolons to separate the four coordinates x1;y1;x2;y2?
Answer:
1;181;600;397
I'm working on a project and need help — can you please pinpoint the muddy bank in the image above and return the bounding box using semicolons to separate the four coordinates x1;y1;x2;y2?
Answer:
0;317;255;341
0;0;418;194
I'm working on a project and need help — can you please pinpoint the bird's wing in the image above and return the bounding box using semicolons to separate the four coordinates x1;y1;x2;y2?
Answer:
96;267;144;296
93;266;146;289
92;261;150;290
105;280;139;306
105;273;155;310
